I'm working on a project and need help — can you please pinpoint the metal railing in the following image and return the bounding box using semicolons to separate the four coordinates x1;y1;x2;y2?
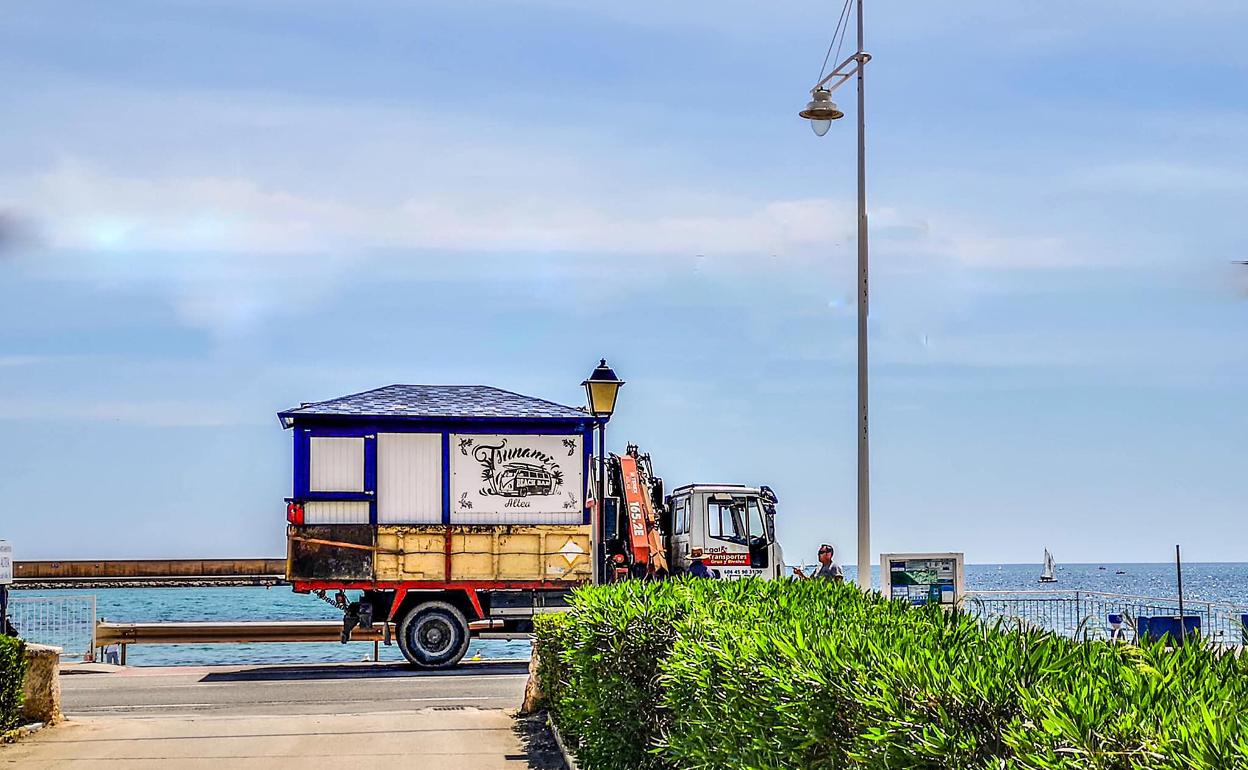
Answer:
8;594;97;660
964;590;1248;646
92;619;523;665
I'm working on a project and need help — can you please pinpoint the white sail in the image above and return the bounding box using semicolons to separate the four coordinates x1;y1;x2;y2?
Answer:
1039;549;1057;582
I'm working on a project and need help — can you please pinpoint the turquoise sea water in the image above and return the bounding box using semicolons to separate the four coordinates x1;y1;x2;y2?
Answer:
14;562;1248;666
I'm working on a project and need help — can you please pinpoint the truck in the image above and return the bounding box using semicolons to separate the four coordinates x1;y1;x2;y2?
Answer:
279;383;784;668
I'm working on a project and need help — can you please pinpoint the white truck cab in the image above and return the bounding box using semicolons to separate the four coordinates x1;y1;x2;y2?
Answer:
665;484;785;580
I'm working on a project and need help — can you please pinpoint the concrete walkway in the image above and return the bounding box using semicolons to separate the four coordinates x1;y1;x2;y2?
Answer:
3;708;551;769
0;661;563;769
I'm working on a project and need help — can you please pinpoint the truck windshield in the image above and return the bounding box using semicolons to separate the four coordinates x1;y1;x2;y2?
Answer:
708;496;768;544
745;499;767;541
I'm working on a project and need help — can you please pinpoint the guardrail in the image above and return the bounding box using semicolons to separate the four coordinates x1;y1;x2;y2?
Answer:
964;590;1248;645
94;619;525;665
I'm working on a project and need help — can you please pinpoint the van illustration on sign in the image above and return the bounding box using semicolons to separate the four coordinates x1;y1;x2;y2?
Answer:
470;440;564;498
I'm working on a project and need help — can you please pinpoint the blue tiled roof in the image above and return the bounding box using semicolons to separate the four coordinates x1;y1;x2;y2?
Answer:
279;384;588;422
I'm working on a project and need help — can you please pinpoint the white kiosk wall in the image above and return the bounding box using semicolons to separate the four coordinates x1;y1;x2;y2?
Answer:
880;552;965;607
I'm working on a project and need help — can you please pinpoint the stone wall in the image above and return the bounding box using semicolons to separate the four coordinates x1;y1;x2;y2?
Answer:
20;644;61;724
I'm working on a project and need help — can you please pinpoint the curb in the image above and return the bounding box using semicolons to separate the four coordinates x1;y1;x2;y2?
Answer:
547;715;580;770
1;721;47;745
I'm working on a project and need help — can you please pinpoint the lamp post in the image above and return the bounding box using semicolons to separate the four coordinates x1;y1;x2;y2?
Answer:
799;0;872;589
583;359;624;583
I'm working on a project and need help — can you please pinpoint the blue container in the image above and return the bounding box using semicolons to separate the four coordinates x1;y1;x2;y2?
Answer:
1137;615;1200;645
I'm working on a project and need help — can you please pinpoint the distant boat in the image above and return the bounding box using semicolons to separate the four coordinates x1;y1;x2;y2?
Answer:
1098;566;1107;571
1039;549;1058;583
1115;570;1127;575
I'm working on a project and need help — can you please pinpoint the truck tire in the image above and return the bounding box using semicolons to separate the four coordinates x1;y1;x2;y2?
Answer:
396;600;471;669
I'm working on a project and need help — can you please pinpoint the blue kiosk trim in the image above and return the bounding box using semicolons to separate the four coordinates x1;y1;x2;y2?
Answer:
440;433;451;525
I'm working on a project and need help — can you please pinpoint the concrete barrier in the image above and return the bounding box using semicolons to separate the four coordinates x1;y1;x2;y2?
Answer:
20;644;61;725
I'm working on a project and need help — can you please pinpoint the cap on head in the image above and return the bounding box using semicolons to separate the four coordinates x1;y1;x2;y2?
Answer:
818;544;834;554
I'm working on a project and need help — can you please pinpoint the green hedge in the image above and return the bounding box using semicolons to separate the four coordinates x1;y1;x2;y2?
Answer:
534;579;1248;770
0;635;26;733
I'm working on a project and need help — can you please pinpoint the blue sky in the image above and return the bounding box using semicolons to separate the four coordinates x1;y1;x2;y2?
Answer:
1;1;1245;565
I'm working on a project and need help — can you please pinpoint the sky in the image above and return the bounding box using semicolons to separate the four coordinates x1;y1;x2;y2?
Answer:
1;1;1245;565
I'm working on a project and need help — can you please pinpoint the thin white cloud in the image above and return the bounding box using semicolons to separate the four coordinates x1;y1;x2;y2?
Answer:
1073;161;1248;195
12;159;1079;269
14;159;856;259
0;398;254;427
3;158;1096;335
0;355;63;367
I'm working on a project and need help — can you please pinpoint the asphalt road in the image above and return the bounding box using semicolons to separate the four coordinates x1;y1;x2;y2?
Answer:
60;660;532;717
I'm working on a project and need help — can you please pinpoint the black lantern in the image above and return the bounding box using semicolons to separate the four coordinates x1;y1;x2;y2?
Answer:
582;359;624;418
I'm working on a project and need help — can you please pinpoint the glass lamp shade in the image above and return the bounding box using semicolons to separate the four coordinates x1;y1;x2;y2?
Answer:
811;118;831;136
582;359;624;417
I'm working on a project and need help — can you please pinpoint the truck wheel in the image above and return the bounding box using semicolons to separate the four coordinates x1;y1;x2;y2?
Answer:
397;601;471;669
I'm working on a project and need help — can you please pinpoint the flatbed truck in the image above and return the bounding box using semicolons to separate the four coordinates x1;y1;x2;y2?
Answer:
280;381;783;668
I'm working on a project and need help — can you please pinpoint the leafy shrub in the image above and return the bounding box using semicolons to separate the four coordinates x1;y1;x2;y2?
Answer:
536;579;1248;770
0;635;26;732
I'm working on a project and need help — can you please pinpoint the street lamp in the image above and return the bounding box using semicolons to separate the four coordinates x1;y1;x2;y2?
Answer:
799;88;844;136
799;0;873;590
583;359;624;583
583;359;624;418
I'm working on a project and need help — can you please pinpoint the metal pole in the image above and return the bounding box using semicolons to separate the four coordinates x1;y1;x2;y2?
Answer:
595;421;607;584
854;0;871;590
0;586;8;636
1176;544;1185;625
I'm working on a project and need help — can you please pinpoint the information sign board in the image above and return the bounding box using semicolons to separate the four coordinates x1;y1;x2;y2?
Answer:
0;541;11;585
880;552;964;607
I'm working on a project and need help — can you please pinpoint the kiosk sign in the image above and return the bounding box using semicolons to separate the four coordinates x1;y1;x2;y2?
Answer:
880;552;964;607
0;540;11;585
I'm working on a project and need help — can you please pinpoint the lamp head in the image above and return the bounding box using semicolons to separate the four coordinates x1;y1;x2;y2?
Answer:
582;358;624;418
799;88;844;136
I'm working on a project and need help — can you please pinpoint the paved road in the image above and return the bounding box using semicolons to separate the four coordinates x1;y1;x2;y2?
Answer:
60;660;531;717
1;662;562;769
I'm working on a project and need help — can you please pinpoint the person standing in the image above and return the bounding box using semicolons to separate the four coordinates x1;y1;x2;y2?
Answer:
794;544;844;582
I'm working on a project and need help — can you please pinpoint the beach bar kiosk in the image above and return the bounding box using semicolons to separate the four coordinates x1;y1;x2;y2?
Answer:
278;384;596;667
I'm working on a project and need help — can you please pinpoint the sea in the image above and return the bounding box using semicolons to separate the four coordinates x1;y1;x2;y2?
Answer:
13;562;1248;666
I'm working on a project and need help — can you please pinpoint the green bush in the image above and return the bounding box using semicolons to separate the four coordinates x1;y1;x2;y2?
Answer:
0;635;26;733
536;579;1248;770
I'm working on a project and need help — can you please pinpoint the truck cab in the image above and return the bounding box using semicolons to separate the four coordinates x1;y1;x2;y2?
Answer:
665;484;784;580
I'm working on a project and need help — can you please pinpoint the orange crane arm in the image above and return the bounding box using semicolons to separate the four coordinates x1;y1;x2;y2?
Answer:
616;454;652;567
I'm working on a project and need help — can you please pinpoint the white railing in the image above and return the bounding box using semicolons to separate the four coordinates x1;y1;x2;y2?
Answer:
8;594;97;661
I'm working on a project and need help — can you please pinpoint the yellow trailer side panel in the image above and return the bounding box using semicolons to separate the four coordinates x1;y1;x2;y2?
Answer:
375;529;446;581
374;525;590;583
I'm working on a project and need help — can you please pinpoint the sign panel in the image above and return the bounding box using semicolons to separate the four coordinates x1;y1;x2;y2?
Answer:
451;434;583;522
880;552;964;607
0;541;12;585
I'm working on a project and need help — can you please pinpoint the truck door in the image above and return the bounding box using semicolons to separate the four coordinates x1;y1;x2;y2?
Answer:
668;493;692;573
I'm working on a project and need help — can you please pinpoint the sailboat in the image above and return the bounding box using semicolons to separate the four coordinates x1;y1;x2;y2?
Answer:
1039;549;1057;583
